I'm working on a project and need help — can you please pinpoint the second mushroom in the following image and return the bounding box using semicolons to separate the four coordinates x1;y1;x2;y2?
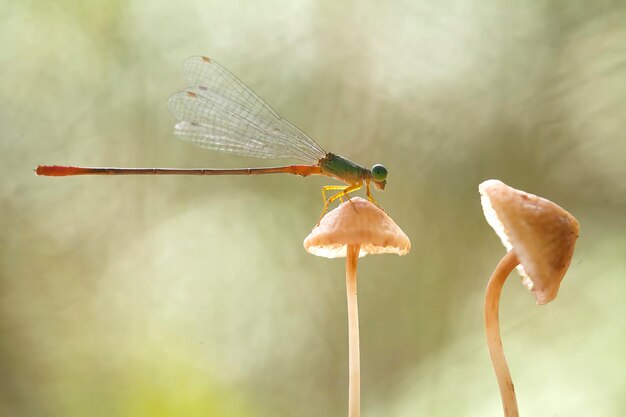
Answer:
479;180;579;417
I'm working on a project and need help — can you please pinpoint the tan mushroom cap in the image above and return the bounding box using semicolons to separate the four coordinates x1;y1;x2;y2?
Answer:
479;180;579;305
304;197;411;258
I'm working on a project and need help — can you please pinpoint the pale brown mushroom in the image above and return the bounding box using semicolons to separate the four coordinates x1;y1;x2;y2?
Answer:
479;179;579;417
304;197;410;417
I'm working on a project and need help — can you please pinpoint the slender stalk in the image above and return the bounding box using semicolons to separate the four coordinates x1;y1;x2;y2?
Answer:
346;244;361;417
484;250;520;417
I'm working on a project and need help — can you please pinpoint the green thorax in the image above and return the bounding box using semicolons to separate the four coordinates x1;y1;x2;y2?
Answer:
319;153;370;185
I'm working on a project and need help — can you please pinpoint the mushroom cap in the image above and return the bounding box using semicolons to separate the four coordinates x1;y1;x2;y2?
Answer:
304;197;411;258
479;180;579;305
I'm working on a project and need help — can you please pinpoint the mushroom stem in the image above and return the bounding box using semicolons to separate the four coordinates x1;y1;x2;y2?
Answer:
346;244;361;417
484;250;520;417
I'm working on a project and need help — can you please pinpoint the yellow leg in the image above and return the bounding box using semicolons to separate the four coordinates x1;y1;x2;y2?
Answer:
365;181;386;213
321;185;348;207
365;182;373;201
327;183;362;205
319;185;350;223
365;182;379;206
318;184;363;224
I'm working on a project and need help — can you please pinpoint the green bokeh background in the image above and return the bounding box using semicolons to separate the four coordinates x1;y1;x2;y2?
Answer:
2;1;625;416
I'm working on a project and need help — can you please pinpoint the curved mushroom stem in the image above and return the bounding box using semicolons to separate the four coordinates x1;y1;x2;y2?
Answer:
346;244;361;417
485;250;520;417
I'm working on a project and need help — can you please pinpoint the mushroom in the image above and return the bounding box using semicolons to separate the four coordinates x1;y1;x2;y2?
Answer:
304;197;410;417
479;179;579;417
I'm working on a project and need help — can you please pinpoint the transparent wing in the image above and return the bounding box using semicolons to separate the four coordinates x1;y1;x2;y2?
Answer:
167;56;326;163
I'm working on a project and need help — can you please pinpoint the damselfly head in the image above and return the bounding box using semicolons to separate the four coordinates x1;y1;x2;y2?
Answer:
371;164;387;190
371;164;387;181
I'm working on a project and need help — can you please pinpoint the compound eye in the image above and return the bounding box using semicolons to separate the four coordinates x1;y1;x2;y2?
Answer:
371;164;388;181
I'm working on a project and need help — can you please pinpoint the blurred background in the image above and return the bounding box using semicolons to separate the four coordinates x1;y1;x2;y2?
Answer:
2;0;625;416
